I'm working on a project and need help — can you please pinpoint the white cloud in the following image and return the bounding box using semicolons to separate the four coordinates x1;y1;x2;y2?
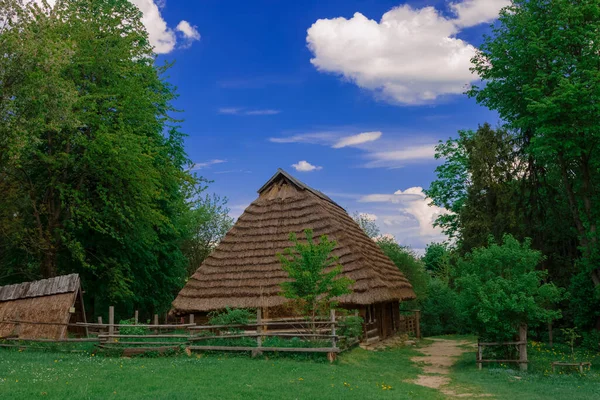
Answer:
450;0;511;28
219;107;280;116
291;160;323;172
359;187;448;238
365;144;437;168
306;1;506;104
176;20;201;48
190;159;226;170
333;131;382;148
35;0;198;54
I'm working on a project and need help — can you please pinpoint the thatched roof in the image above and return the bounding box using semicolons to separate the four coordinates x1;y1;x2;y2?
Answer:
0;274;85;340
172;169;415;313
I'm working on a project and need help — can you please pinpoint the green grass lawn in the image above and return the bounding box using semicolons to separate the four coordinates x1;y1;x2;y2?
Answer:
0;346;443;400
448;340;600;400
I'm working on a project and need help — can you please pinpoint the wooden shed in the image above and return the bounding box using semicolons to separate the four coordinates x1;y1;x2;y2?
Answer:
172;169;416;342
0;274;87;340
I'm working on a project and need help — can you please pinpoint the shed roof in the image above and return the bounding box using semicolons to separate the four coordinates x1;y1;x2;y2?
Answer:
0;274;80;302
172;170;415;313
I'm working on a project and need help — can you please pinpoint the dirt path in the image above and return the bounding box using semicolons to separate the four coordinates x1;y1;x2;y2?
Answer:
411;338;492;398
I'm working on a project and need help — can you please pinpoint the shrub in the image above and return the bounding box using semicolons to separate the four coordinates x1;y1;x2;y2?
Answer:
337;314;364;346
118;318;149;336
420;278;461;336
207;307;255;326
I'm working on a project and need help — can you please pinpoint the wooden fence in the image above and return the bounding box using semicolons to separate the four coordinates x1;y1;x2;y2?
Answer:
477;325;528;371
398;310;421;339
1;308;351;361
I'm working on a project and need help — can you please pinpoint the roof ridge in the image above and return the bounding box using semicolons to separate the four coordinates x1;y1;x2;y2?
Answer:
257;168;343;209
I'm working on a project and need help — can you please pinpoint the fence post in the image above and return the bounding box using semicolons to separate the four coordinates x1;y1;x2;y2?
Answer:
477;342;483;370
519;324;528;371
108;306;115;342
328;309;337;363
153;314;159;334
189;314;195;325
253;308;263;358
134;310;139;325
415;310;421;339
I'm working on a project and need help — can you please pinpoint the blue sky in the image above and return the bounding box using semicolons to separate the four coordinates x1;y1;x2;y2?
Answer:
134;0;506;251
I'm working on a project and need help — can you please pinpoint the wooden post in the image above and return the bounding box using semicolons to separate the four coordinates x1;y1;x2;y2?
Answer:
108;306;115;342
153;314;159;334
253;308;262;357
189;314;195;325
134;310;139;325
548;322;553;348
519;324;528;371
415;310;421;339
328;309;337;363
477;342;483;370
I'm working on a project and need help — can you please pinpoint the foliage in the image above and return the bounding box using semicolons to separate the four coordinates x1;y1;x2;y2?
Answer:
422;243;453;281
376;237;429;301
278;229;354;326
468;0;600;287
560;328;581;360
207;307;255;326
455;235;564;342
118;318;149;336
0;0;220;318
420;278;461;336
337;314;364;345
352;212;380;239
181;193;234;277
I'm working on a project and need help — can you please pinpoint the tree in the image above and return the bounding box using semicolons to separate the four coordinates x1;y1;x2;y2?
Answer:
469;0;600;286
456;235;563;342
181;192;234;277
376;237;429;301
352;212;380;239
278;229;354;328
0;0;197;317
422;243;453;281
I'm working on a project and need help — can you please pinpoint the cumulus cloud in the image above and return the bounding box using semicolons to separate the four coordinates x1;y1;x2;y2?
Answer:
219;107;280;116
333;131;382;148
359;187;448;238
306;1;507;104
37;0;198;54
450;0;511;28
176;20;201;48
292;161;323;172
190;159;226;170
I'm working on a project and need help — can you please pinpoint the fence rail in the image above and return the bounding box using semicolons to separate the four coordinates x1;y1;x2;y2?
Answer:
1;307;354;361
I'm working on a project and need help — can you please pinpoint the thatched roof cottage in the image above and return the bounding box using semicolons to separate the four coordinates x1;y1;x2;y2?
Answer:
0;274;87;340
172;169;415;341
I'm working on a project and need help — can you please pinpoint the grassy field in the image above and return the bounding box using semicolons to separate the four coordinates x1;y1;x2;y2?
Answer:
0;346;443;400
1;339;599;399
448;340;600;400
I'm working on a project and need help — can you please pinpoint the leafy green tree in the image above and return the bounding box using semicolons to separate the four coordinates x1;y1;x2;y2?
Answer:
376;237;429;301
456;235;563;342
469;0;600;287
0;0;197;318
422;243;453;281
181;192;234;277
278;229;354;328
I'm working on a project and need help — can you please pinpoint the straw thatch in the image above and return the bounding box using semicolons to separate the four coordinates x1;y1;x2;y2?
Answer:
0;274;86;340
172;169;415;314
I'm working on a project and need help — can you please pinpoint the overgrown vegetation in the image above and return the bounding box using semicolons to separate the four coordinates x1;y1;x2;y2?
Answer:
278;229;354;329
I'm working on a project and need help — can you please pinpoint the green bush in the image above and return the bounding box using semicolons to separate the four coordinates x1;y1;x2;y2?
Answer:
118;318;149;336
421;278;461;336
207;307;256;326
337;314;364;346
